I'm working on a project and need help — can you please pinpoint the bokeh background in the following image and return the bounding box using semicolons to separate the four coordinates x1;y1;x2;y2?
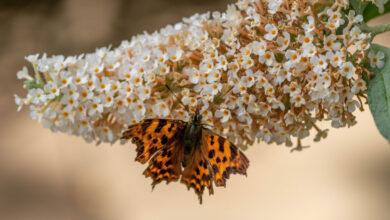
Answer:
1;0;390;219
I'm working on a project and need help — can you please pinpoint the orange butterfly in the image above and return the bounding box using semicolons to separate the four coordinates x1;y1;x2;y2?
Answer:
121;106;249;204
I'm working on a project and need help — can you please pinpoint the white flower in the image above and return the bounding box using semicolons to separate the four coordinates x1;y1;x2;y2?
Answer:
215;109;231;123
323;34;341;51
256;128;271;142
285;49;300;65
43;81;60;100
97;126;115;143
100;92;114;108
264;24;278;41
30;105;43;123
14;94;24;112
17;66;32;80
291;95;306;107
203;83;222;96
58;72;72;88
283;82;301;96
277;32;290;51
97;77;112;93
327;51;344;67
351;79;367;94
139;48;151;63
60;106;74;123
259;51;275;66
346;99;360;113
259;102;271;116
237;108;253;125
61;94;78;109
29;88;47;104
348;10;363;24
207;70;222;83
88;98;104;116
267;0;283;14
340;62;355;79
368;50;385;69
153;101;170;118
249;40;267;56
137;86;152;101
74;70;88;85
303;16;315;33
167;46;183;62
25;54;39;63
131;101;146;119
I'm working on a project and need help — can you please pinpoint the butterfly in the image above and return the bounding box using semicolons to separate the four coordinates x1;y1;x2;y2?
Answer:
121;106;249;204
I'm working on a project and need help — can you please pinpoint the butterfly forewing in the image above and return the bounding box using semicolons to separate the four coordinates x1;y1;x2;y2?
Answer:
121;119;186;164
201;128;249;187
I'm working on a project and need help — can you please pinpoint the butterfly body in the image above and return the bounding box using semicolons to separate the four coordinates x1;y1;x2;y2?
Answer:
121;108;249;204
182;109;202;158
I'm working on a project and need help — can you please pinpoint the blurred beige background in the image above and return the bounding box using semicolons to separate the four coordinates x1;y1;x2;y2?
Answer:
1;0;390;219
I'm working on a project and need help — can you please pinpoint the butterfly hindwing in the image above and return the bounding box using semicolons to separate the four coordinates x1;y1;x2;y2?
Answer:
181;147;214;204
201;128;249;187
121;119;186;164
143;139;183;187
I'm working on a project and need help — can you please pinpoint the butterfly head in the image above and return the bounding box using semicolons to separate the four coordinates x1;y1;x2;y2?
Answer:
191;105;203;125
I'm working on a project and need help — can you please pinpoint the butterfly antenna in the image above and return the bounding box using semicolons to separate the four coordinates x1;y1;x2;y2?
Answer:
165;85;186;110
213;85;234;105
221;85;234;98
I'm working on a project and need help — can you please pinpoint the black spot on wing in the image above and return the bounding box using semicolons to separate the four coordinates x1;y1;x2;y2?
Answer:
149;146;158;155
230;144;238;159
168;123;175;132
154;120;167;133
138;146;145;155
212;164;218;173
141;120;153;133
218;136;225;151
208;150;215;159
219;143;224;152
165;159;173;166
203;161;208;169
222;171;228;179
155;161;163;169
161;135;168;145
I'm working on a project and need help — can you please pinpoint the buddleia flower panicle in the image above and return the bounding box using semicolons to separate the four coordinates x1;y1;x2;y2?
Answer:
15;0;386;150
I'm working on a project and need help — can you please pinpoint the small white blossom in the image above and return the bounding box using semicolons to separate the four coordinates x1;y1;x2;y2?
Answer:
368;50;385;69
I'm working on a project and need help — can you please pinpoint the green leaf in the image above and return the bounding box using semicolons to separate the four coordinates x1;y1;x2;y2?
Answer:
363;1;390;22
349;0;368;14
24;79;44;89
367;44;390;143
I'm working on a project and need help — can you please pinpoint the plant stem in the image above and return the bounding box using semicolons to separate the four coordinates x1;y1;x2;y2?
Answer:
360;22;390;36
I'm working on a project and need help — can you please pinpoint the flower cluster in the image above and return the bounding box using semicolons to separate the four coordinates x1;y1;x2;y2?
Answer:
15;0;386;150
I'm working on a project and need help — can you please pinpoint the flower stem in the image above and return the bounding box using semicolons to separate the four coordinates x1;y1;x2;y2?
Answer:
360;22;390;36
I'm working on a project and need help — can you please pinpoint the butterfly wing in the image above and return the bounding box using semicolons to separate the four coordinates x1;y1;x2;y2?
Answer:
201;128;249;187
121;119;186;164
180;147;214;204
143;138;184;187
